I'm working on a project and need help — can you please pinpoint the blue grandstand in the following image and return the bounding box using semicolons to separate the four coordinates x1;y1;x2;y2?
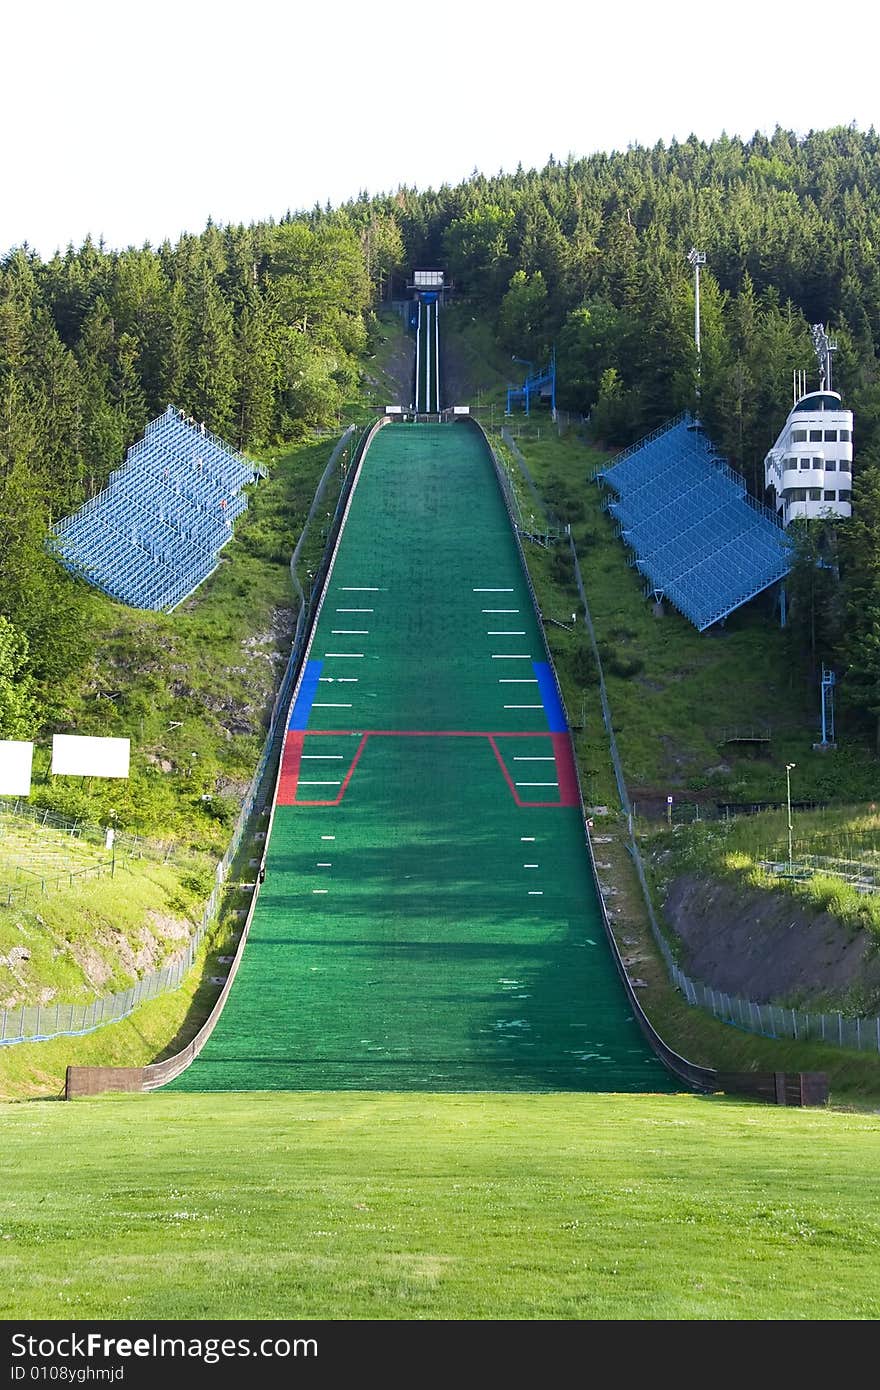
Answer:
50;407;264;611
596;414;791;631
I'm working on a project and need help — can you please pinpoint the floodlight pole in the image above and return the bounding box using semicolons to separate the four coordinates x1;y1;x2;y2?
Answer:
785;763;796;874
687;248;706;405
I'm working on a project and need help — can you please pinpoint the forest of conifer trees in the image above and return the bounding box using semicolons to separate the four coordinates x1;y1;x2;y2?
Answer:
3;125;880;743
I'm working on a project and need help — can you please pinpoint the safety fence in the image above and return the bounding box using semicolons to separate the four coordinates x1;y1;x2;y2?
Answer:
569;538;880;1055
0;424;372;1048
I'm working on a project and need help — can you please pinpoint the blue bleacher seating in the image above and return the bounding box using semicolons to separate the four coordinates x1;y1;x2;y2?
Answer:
596;414;791;631
48;407;264;611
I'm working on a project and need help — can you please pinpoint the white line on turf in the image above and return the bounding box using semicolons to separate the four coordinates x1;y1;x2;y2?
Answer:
331;630;369;634
521;837;536;842
524;864;539;868
482;609;519;613
324;653;364;658
504;705;543;710
316;862;332;867
473;588;514;592
340;587;380;591
321;835;336;840
319;677;359;683
498;679;538;683
299;780;342;786
514;756;556;761
312;890;328;894
336;608;373;612
492;655;531;660
488;631;526;636
313;703;352;708
515;782;559;787
528;891;544;896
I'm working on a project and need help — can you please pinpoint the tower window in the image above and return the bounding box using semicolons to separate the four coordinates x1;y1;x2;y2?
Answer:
824;490;836;501
824;430;837;442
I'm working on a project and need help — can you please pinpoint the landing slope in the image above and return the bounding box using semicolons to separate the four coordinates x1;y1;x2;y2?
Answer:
172;423;673;1091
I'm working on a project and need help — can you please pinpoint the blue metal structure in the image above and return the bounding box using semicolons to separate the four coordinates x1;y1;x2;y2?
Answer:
818;665;837;747
506;350;556;419
596;414;791;632
49;407;264;611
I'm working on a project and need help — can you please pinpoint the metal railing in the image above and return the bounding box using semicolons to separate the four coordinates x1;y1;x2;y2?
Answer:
568;539;879;1056
0;424;373;1048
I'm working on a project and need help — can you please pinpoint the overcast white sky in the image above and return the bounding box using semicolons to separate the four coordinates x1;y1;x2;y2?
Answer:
3;0;878;258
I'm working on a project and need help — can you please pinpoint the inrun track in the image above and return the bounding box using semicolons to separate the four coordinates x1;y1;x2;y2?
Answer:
171;423;674;1092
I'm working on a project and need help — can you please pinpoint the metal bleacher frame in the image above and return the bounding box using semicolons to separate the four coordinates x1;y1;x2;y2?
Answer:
595;414;791;632
49;407;265;612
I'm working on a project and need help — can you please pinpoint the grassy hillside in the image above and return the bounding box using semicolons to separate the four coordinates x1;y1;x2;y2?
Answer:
2;1091;878;1320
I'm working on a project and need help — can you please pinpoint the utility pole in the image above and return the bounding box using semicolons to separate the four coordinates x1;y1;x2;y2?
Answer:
786;762;796;874
687;248;706;408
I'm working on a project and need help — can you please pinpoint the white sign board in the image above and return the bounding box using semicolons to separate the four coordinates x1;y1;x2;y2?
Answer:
414;269;444;288
51;735;131;779
0;741;34;796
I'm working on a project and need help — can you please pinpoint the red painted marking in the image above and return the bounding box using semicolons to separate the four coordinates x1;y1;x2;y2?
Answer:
295;734;369;806
276;730;305;806
552;732;580;807
299;729;553;739
281;730;579;809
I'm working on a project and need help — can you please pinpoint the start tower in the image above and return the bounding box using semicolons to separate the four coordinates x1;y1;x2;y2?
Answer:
408;269;447;414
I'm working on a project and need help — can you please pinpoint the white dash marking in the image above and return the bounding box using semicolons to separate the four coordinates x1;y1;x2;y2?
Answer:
312;889;329;894
492;654;532;660
482;608;519;613
331;629;369;634
515;782;559;787
316;862;332;867
298;780;342;786
504;704;543;709
524;864;539;869
313;703;352;708
302;755;344;760
488;631;526;636
336;608;373;612
498;679;539;684
528;891;544;896
474;587;514;592
521;837;536;842
321;835;336;841
514;756;556;761
340;586;380;591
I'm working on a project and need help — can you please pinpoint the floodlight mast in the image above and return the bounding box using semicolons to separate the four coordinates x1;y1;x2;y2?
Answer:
811;322;838;392
687;248;706;405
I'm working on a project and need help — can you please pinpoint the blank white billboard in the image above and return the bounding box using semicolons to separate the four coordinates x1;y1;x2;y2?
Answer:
414;269;444;287
0;741;34;796
51;735;130;779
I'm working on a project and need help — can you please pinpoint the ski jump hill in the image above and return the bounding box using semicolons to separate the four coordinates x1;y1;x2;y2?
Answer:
64;299;824;1103
167;420;675;1092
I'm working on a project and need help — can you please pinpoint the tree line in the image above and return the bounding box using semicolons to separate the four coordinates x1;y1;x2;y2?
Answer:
5;126;880;744
0;211;403;731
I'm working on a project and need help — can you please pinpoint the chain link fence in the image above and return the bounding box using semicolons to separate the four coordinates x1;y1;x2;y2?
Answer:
569;539;880;1055
0;424;371;1048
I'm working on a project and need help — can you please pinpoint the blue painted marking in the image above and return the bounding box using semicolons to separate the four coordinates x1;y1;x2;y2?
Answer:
533;661;567;732
289;660;323;730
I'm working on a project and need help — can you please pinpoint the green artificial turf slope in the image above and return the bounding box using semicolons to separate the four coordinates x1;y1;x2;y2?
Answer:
172;424;672;1092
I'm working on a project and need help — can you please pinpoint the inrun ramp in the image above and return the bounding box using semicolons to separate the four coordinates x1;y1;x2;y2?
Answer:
172;423;673;1092
597;414;790;631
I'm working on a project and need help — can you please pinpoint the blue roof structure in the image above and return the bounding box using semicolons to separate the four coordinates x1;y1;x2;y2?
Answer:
596;414;791;631
49;407;264;611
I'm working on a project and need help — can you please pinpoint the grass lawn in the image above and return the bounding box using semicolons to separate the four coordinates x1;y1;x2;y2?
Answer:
1;1090;878;1320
